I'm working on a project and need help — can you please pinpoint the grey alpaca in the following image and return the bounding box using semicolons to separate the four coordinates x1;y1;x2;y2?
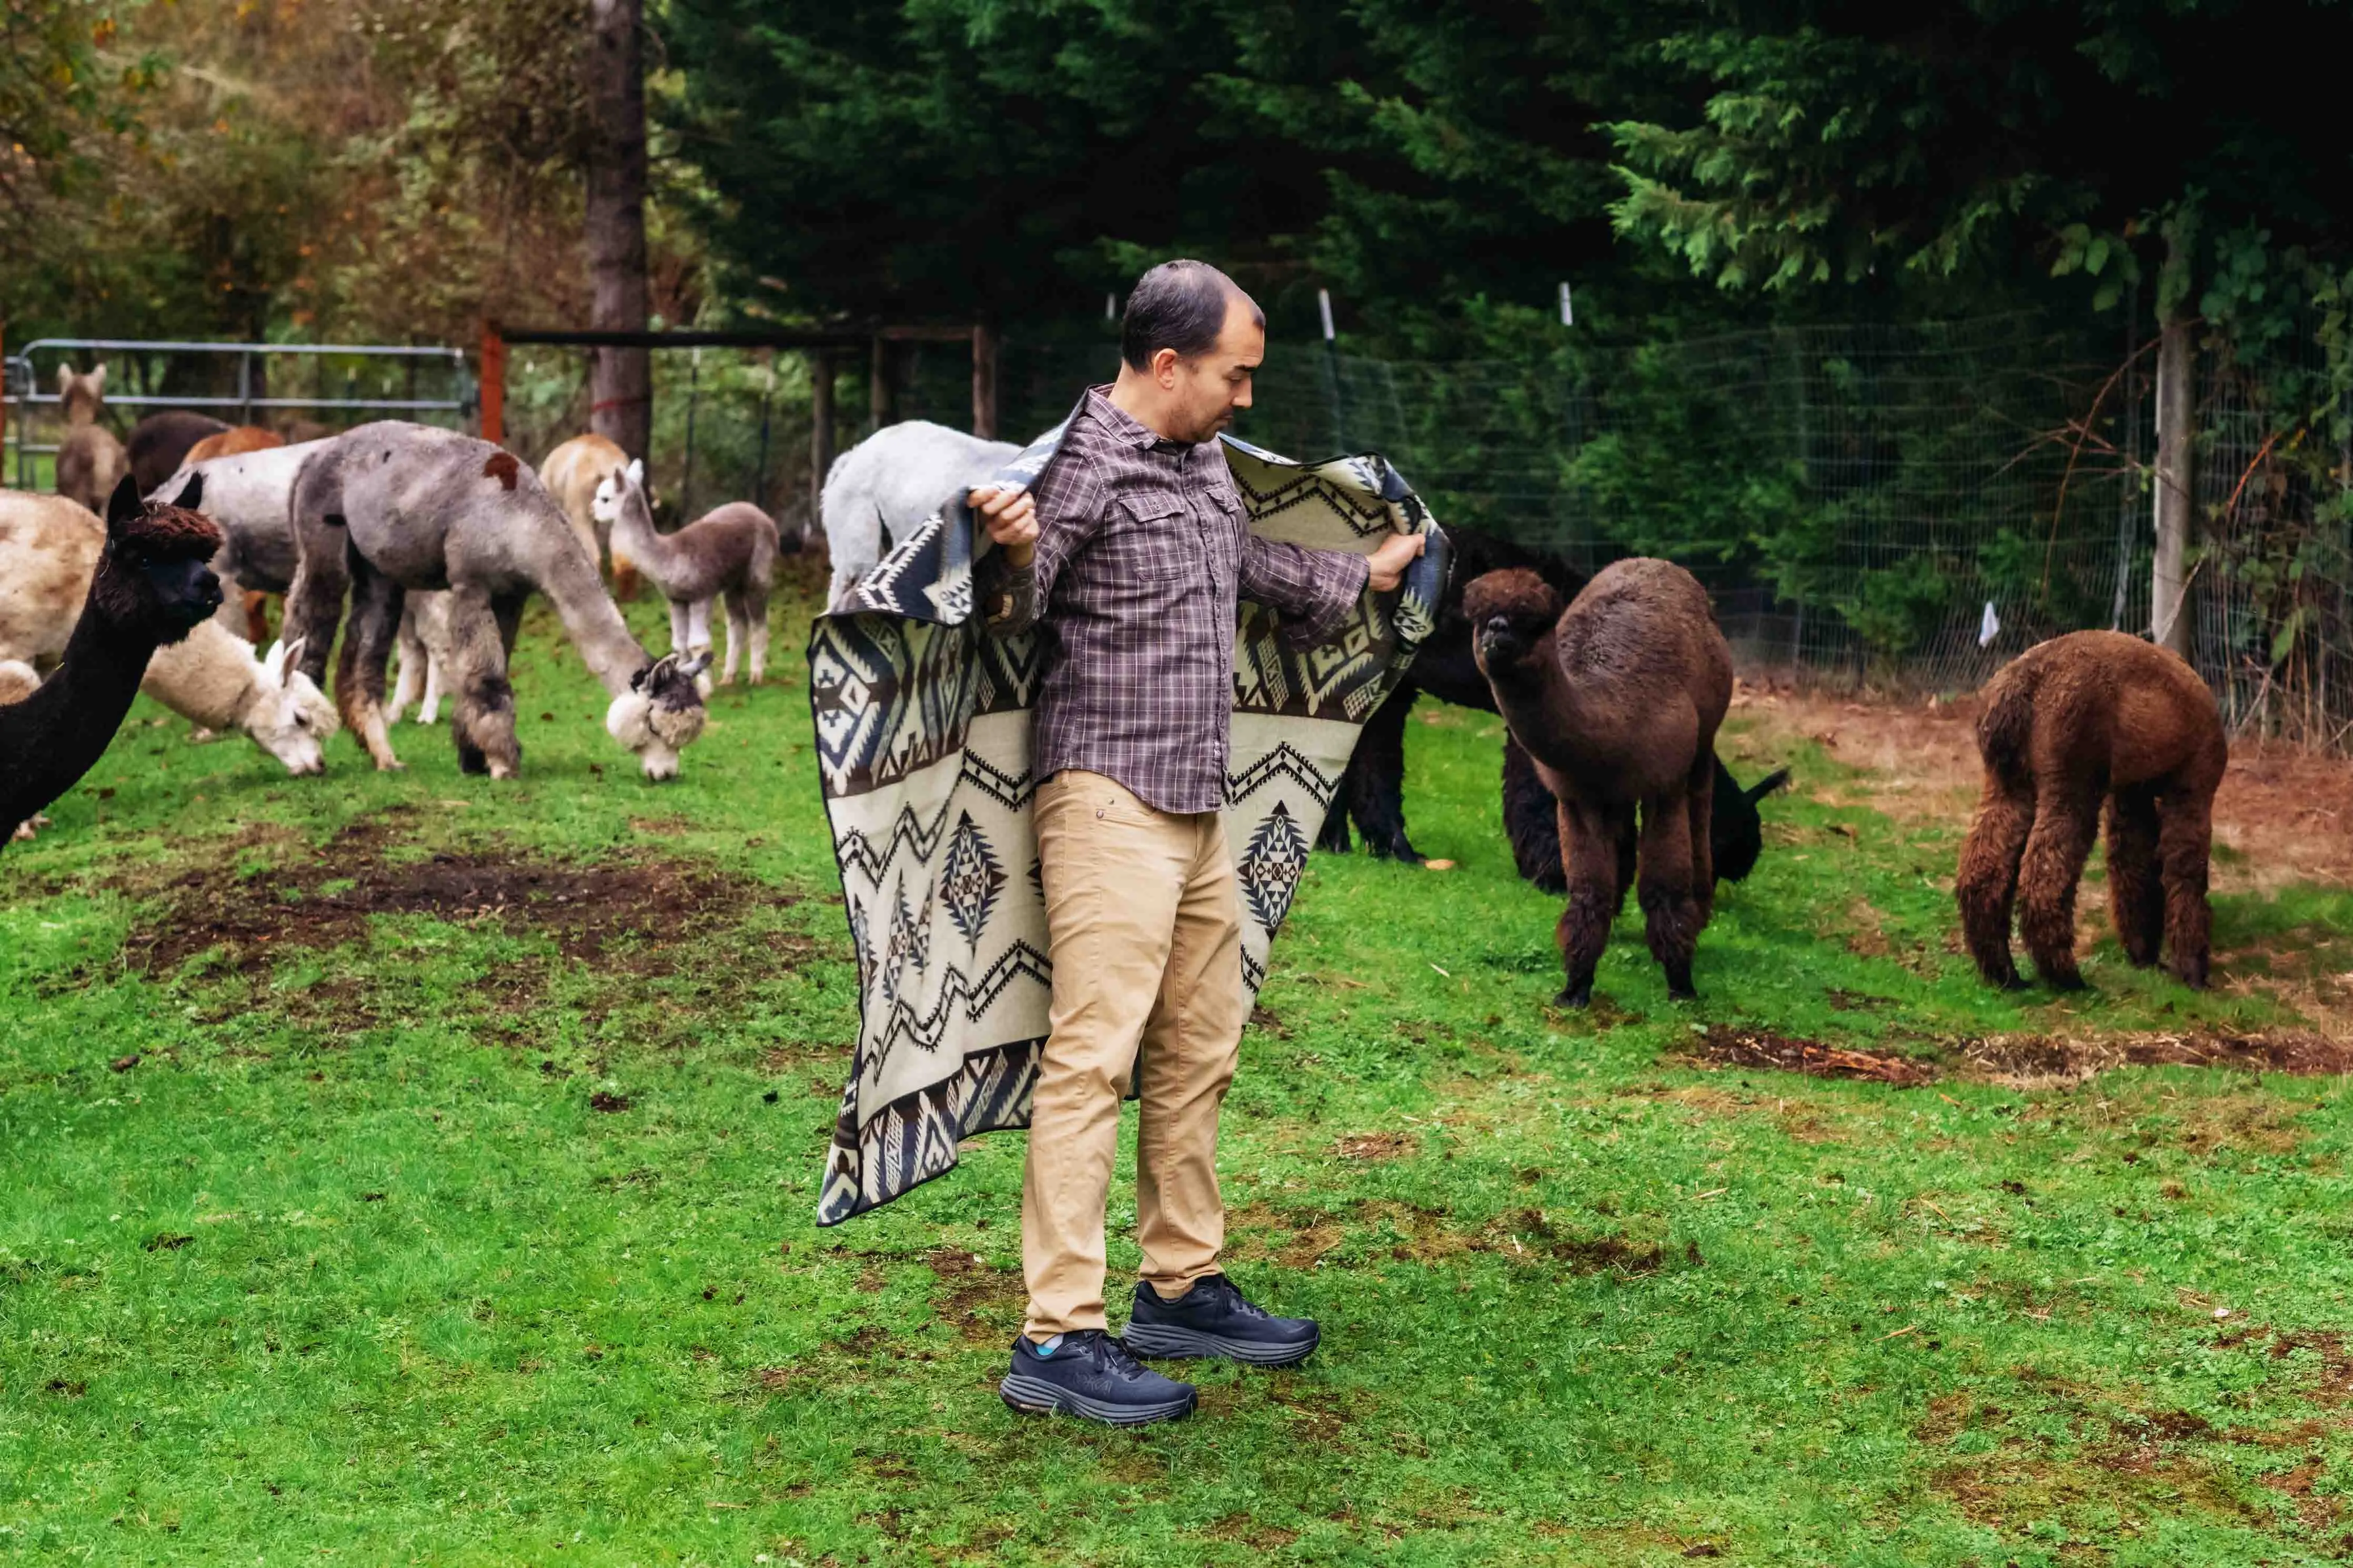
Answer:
280;421;708;780
594;459;791;684
819;420;1018;608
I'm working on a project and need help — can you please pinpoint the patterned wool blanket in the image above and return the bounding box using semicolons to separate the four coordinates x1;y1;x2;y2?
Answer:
808;409;1449;1225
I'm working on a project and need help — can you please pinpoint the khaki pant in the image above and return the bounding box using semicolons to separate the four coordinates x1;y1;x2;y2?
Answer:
1022;770;1248;1338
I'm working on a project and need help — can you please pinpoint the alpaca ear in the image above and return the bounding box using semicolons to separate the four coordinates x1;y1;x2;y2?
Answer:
278;637;305;677
170;471;205;511
104;474;143;537
56;364;72;394
91;363;106;393
626;458;643;488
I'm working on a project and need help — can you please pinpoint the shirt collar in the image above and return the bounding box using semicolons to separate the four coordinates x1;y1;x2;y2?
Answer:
1085;384;1190;455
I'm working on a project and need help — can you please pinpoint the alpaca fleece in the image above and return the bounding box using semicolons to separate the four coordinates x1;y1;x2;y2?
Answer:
1956;630;2225;989
1468;560;1733;1006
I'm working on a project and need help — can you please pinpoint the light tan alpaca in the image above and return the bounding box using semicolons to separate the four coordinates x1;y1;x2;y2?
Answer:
54;366;129;516
538;433;639;593
0;490;335;774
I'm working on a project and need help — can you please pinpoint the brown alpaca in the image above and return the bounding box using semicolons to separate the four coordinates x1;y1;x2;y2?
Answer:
1956;630;2226;990
0;477;223;845
1467;560;1734;1006
53;366;129;516
127;411;232;494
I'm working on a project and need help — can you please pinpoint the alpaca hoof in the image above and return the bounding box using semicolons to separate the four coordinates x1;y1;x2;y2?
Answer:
186;726;218;745
1552;984;1593;1010
2045;972;2088;993
489;764;519;781
375;757;408;773
1667;983;1698;1003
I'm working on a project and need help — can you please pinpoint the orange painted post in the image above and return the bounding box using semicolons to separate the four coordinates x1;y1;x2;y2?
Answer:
0;320;9;483
478;320;507;447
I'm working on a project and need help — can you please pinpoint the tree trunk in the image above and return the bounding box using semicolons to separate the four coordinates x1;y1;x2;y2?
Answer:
970;323;999;440
585;0;651;460
2151;312;2195;656
810;351;836;532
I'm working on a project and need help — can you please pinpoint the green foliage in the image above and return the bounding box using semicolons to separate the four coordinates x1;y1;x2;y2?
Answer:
4;591;2352;1561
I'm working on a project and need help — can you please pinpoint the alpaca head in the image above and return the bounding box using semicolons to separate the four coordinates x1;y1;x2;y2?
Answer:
1463;568;1563;675
57;363;106;425
94;474;224;643
591;458;646;529
604;649;709;781
241;638;334;776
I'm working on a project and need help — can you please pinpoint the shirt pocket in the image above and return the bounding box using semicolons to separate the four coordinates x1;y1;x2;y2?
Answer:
1099;500;1192;582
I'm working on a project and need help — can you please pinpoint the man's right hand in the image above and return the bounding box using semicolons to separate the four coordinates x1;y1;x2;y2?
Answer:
971;485;1038;566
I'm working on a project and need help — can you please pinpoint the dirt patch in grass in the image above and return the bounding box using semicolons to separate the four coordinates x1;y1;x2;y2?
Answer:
1733;684;2353;891
1962;1030;2353;1086
1683;1026;1938;1086
922;1246;1024;1345
1228;1198;1679;1277
1335;1131;1416;1161
125;832;762;977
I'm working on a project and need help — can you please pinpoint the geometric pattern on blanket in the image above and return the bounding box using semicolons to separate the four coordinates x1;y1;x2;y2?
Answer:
808;409;1450;1224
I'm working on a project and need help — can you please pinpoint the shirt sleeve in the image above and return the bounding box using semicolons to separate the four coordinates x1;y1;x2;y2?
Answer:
1240;534;1372;649
977;450;1110;636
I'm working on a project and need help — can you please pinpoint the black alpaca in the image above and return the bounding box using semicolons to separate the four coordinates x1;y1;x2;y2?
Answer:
1321;523;1788;885
0;476;223;845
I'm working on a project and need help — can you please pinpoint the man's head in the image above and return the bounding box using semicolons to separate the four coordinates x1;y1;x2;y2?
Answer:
1112;260;1264;446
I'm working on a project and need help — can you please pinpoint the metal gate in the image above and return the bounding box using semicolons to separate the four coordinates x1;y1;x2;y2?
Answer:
1;337;475;488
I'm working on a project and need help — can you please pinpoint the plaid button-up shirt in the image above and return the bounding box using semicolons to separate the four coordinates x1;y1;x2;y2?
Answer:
981;387;1370;814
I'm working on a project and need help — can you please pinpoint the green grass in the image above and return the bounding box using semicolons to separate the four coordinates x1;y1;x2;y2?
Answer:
5;590;2351;1566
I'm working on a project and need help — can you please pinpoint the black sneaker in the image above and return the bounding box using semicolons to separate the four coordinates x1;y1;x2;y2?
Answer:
1123;1274;1320;1368
998;1330;1197;1427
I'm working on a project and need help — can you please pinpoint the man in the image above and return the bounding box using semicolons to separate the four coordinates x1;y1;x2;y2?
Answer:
970;260;1424;1427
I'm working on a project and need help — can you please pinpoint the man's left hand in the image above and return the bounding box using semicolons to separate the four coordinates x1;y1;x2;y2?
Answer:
1365;529;1426;593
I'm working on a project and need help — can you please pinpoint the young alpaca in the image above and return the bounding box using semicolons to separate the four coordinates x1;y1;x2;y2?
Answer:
1956;630;2226;990
54;366;130;517
1468;561;1734;1007
388;591;454;724
0;477;223;847
281;421;708;779
594;459;788;685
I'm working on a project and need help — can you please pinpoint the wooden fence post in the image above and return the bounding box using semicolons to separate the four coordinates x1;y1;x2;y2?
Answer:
870;336;894;433
810;349;836;528
479;321;507;448
971;323;999;440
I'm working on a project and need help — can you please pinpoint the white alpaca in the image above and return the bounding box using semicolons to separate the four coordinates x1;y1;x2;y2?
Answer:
0;489;335;774
819;420;1019;609
388;592;454;724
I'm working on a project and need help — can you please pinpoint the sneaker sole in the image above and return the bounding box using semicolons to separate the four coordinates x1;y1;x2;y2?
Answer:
1121;1320;1320;1368
998;1372;1196;1427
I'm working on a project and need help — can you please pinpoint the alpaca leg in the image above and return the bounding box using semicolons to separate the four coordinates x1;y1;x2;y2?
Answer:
667;600;692;657
1955;774;2036;988
446;584;522;778
2015;776;2103;989
720;595;747;686
2104;784;2165;968
389;618;422;724
1503;734;1565;893
417;654;446;725
1346;686;1422;863
746;591;771;684
280;550;351;693
687;598;714;656
336;560;406;772
2157;787;2216;989
1636;787;1702;1000
491;591;527;661
1685;751;1718;928
1554;800;1620;1009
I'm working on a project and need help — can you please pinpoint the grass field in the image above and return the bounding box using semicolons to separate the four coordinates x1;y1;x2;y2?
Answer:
5;582;2352;1566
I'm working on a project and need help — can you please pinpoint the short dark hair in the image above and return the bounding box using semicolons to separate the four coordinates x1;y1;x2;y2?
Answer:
1120;260;1261;371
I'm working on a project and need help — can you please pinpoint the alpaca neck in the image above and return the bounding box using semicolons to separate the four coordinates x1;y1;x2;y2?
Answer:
1488;640;1604;775
608;486;677;583
536;524;656;697
0;567;165;820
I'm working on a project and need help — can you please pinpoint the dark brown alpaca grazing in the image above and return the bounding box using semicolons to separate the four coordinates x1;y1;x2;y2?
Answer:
1469;560;1734;1006
1956;630;2226;990
0;476;223;846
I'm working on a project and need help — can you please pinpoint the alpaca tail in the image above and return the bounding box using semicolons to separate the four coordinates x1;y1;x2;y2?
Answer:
1975;665;2038;780
1743;766;1792;806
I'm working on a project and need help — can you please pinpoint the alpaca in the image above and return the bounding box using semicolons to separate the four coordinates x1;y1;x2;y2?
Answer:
0;477;223;848
1321;521;1788;884
1468;560;1734;1006
820;420;1019;608
185;425;286;465
0;488;336;773
594;459;789;686
538;432;634;589
128;411;232;494
0;662;44;840
388;591;454;724
152;438;330;611
53;366;130;516
281;421;708;779
1956;630;2226;990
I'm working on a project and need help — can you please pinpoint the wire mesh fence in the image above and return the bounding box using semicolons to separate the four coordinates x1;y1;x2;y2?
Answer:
884;318;2353;756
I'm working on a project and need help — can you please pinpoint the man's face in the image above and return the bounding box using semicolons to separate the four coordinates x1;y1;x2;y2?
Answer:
1161;295;1263;445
